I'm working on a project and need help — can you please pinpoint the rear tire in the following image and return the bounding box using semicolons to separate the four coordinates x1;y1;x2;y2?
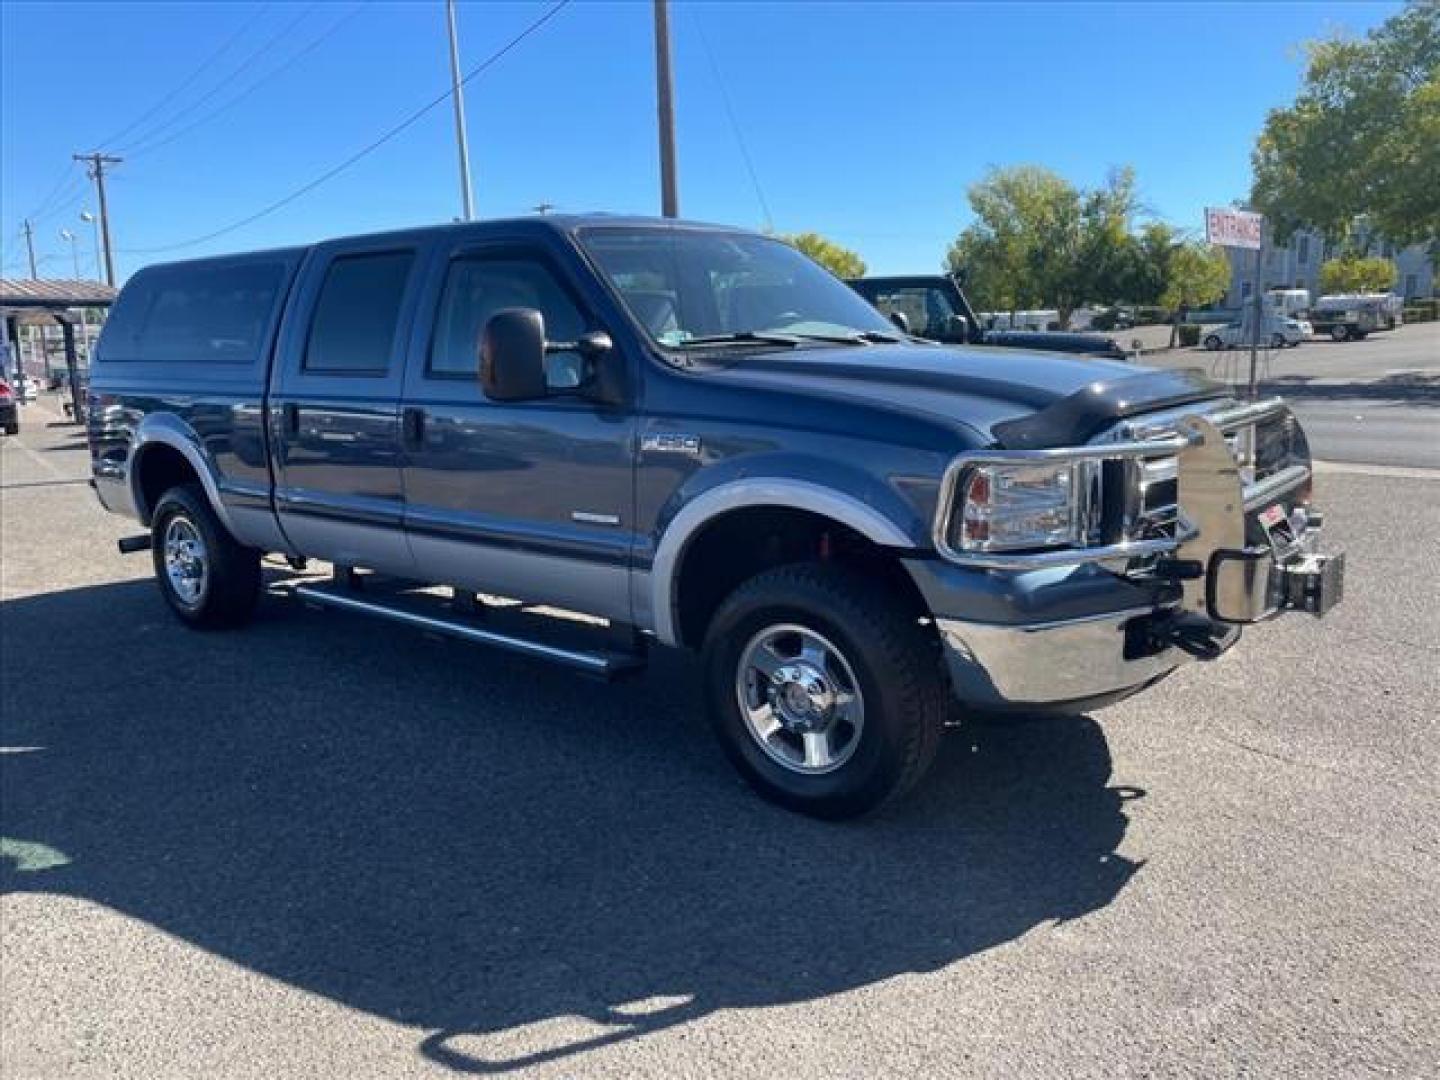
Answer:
1330;325;1350;342
701;562;946;819
1203;334;1222;351
1269;332;1285;349
150;484;261;629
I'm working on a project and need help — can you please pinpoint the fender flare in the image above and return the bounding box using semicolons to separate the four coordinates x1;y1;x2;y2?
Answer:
129;414;236;531
647;478;914;647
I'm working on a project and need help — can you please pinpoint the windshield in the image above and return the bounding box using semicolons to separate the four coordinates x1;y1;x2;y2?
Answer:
577;227;898;352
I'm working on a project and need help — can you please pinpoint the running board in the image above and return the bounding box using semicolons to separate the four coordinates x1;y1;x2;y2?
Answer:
287;583;646;680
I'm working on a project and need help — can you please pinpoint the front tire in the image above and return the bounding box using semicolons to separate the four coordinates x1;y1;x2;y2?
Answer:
1330;325;1350;342
701;563;945;819
1203;334;1222;351
150;484;261;629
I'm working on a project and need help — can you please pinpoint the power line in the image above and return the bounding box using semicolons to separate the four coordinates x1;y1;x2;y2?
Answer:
689;6;772;233
114;3;319;155
127;2;368;160
23;161;81;222
26;170;90;227
123;0;572;256
94;3;273;151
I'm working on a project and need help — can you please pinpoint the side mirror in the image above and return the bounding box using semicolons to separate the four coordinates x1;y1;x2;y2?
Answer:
888;310;911;334
945;314;969;342
481;308;547;401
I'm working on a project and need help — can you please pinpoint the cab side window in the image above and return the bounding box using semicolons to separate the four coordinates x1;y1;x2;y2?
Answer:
305;251;415;374
430;257;588;389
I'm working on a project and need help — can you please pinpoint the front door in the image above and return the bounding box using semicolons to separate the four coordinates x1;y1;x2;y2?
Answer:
398;239;637;622
270;240;426;575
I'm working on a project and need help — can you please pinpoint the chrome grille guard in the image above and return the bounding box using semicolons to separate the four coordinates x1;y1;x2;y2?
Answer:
933;397;1309;570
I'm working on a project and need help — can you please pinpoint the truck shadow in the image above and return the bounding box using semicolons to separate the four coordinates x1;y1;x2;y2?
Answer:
1261;372;1440;405
2;578;1141;1074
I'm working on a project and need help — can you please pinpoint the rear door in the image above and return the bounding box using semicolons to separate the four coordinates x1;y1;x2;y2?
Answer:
396;234;637;621
269;237;427;574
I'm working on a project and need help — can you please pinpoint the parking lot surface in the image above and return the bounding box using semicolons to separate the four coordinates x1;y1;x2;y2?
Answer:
2;396;1437;1079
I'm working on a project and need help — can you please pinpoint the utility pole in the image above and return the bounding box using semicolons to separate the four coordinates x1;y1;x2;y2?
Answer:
445;0;475;221
653;0;679;218
21;219;38;278
74;152;121;286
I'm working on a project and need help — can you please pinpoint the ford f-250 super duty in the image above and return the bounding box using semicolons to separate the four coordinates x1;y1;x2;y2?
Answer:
87;216;1344;818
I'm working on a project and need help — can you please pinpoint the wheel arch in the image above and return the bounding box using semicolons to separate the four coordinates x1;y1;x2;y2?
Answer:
129;415;233;531
648;480;920;648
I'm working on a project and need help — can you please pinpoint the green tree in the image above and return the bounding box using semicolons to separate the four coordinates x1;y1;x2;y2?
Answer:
1161;242;1232;345
947;166;1078;318
1251;0;1440;247
782;232;867;278
1318;253;1399;293
945;165;1146;324
1135;221;1182;305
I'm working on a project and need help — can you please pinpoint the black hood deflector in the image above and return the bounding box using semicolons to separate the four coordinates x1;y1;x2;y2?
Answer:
990;369;1226;449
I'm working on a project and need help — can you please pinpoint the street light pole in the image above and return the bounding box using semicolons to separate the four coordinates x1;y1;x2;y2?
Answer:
59;229;81;280
445;0;475;222
653;0;679;218
80;211;102;283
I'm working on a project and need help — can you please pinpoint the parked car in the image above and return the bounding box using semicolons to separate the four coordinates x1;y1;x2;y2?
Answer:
87;216;1345;818
1201;317;1308;350
1310;296;1380;341
0;379;18;435
848;275;1127;359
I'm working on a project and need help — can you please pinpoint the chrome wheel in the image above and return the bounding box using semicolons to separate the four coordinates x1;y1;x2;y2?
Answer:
162;515;208;608
735;623;864;775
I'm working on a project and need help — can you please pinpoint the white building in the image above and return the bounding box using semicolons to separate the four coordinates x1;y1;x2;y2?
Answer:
1222;226;1435;309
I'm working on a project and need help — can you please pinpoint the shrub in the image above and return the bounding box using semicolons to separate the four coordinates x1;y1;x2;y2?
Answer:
1177;324;1201;347
1402;304;1436;323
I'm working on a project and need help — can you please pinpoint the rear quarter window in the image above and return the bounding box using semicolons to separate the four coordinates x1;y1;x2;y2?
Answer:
99;260;288;365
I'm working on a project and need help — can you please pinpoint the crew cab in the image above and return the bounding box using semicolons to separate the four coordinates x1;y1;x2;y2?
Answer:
88;216;1344;818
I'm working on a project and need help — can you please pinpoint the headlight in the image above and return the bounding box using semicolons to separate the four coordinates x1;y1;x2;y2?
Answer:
950;461;1087;552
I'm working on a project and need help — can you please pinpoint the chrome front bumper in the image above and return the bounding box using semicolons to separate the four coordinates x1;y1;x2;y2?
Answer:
937;607;1236;710
930;401;1345;709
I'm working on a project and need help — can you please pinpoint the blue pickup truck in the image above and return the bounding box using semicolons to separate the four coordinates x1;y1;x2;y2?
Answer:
87;216;1343;818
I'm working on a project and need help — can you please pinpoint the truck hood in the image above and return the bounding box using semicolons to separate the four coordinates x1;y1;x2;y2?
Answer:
710;344;1226;448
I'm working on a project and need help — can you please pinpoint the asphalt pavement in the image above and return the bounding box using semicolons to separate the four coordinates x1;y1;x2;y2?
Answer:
2;392;1437;1079
1147;321;1440;468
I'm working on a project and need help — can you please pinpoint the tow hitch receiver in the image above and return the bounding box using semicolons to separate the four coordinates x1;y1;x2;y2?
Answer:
1278;551;1345;616
1206;547;1345;623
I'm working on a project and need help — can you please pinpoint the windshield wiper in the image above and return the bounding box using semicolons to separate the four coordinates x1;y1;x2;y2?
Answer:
788;330;908;345
676;331;805;348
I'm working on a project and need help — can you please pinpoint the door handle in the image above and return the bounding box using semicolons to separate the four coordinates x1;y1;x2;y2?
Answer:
282;402;300;438
402;406;426;447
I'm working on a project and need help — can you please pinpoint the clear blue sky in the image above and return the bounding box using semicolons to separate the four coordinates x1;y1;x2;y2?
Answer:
0;0;1401;282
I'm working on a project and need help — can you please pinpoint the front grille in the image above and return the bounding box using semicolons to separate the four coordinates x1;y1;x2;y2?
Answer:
1095;401;1310;546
